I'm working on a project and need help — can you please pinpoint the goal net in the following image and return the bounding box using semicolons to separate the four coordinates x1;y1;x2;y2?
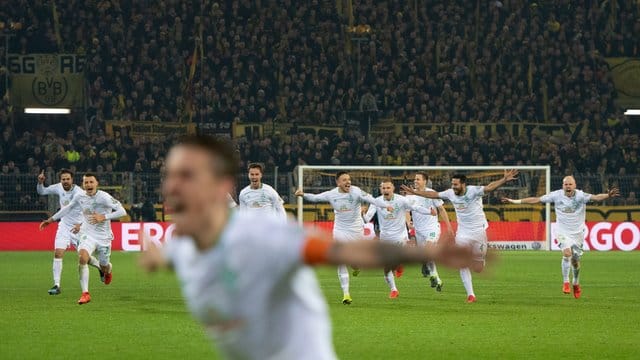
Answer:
296;165;551;250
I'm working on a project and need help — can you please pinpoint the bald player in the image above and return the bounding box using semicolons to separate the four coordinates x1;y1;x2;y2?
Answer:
502;176;619;298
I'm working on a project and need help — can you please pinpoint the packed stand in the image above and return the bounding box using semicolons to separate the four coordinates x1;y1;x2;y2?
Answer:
3;1;636;127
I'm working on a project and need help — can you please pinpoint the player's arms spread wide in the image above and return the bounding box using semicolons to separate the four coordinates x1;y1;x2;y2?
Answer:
400;185;440;199
502;187;621;204
483;169;519;193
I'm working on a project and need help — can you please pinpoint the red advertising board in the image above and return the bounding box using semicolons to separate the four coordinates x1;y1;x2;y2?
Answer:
0;221;639;251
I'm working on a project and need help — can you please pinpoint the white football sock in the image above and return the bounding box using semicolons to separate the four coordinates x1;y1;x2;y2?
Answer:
337;265;350;295
88;256;100;269
572;263;580;285
460;268;475;296
79;264;89;292
53;258;63;287
562;256;571;282
384;270;397;291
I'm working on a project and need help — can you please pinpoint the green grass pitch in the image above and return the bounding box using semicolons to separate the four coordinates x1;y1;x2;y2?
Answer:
1;251;639;359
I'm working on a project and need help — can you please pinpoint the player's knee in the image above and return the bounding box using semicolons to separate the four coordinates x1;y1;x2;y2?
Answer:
78;251;89;264
54;249;64;258
472;262;485;273
562;248;572;258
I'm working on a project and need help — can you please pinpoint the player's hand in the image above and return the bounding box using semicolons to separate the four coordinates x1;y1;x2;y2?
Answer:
138;231;167;272
400;185;415;194
430;207;437;216
71;223;81;234
37;170;45;184
39;218;53;231
608;187;620;198
294;189;304;197
87;213;106;224
503;169;519;182
501;197;514;204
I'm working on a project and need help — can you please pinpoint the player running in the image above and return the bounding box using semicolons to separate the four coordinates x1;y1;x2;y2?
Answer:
40;173;126;304
363;179;433;299
238;163;287;221
406;172;453;292
138;135;475;360
402;170;518;303
502;176;619;298
295;171;394;305
36;169;102;295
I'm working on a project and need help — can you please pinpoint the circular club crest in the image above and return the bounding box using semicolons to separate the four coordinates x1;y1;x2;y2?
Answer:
31;54;69;106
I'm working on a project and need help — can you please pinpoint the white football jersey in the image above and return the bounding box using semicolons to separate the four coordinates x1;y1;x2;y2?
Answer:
37;183;84;227
303;185;388;235
438;186;488;236
164;212;336;360
407;189;443;234
52;190;126;245
540;189;592;235
364;194;430;242
239;183;287;220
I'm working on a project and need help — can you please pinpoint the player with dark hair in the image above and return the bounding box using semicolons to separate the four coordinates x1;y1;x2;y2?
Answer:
37;169;102;295
239;162;287;221
139;135;475;359
40;173;126;304
402;170;518;302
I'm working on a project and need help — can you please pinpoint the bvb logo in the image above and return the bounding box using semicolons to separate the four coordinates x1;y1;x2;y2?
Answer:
31;54;68;106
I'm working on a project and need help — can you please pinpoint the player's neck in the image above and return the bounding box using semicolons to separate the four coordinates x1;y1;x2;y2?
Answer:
192;207;230;251
383;194;393;201
250;182;262;190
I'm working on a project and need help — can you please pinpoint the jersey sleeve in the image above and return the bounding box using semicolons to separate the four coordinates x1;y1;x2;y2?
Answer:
240;217;308;276
539;191;558;204
403;196;431;214
51;196;79;221
238;189;248;209
578;190;593;203
269;187;288;221
433;198;444;207
359;188;390;209
438;189;453;201
37;183;58;196
468;185;485;199
362;203;377;223
302;190;331;203
102;192;127;220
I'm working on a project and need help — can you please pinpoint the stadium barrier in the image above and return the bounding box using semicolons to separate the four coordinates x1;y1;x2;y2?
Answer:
1;221;638;252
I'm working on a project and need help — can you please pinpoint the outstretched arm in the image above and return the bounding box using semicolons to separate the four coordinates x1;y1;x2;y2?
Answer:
295;189;330;203
40;197;79;230
501;197;543;205
303;232;473;270
590;187;620;202
400;185;440;199
484;169;519;193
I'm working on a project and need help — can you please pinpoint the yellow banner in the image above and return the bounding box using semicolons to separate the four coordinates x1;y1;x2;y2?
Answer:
395;122;574;138
605;57;640;107
8;54;85;107
106;121;196;138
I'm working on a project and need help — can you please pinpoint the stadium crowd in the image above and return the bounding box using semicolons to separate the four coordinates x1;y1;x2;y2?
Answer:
1;1;639;208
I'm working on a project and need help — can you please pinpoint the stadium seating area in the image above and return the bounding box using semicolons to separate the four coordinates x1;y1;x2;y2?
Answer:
1;1;639;208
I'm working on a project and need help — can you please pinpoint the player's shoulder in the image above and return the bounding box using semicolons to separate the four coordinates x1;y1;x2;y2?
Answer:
72;185;84;194
239;185;251;194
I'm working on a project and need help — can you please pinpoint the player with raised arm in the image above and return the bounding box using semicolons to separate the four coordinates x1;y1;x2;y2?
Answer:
239;163;287;221
406;172;453;292
502;176;619;298
363;179;433;299
37;169;102;295
40;173;127;304
401;170;518;303
295;171;394;305
138;135;475;360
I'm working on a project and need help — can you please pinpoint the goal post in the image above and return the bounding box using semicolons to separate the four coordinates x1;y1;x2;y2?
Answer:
297;165;552;250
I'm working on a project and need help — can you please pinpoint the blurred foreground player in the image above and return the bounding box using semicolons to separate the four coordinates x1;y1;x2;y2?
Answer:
502;176;619;298
139;135;476;360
